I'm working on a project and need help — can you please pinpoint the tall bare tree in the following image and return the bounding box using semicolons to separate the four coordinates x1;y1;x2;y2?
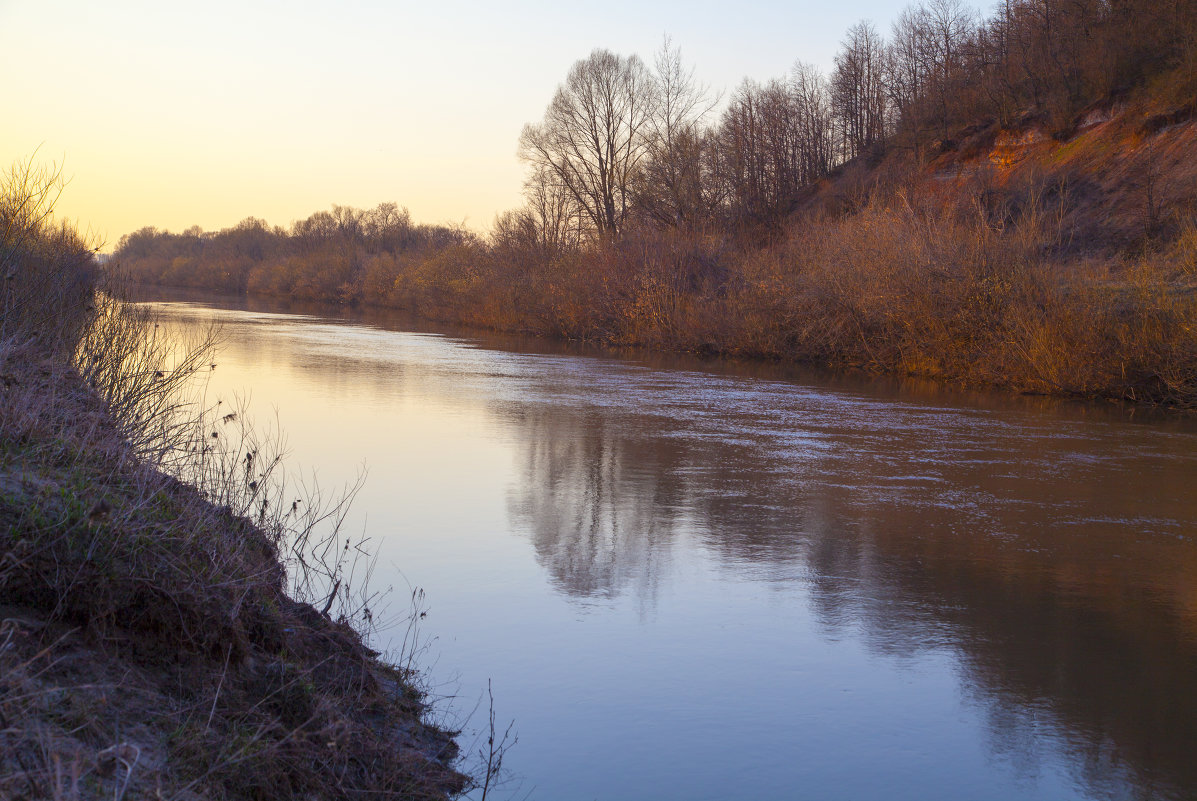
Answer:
790;61;835;183
715;79;773;224
888;5;934;125
519;49;657;237
923;0;977;136
638;37;719;229
831;20;889;160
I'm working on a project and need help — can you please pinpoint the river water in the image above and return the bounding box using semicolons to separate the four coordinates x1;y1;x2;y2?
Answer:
149;292;1197;801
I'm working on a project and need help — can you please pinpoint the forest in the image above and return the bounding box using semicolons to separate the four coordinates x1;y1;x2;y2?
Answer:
116;0;1197;406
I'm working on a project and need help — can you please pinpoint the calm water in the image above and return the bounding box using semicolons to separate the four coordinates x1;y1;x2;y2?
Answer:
150;292;1197;801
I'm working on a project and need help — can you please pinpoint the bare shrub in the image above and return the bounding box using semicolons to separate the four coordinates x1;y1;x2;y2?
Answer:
0;155;97;354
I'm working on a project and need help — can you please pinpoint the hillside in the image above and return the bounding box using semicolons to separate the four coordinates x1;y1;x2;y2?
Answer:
872;93;1197;255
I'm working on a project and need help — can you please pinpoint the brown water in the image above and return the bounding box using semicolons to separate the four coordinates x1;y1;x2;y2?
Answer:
151;291;1197;801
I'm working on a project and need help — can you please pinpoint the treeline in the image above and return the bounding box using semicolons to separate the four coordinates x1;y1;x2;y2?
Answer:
116;204;473;303
117;0;1197;405
507;0;1197;236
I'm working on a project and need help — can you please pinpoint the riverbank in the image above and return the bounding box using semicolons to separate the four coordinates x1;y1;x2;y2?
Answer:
1;162;467;799
117;214;1197;410
0;347;466;800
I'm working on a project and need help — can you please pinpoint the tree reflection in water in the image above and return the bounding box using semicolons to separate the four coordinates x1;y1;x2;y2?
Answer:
508;385;1197;799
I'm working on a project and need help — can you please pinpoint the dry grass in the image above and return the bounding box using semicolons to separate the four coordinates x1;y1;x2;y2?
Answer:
1;158;471;799
463;190;1196;406
754;197;1197;405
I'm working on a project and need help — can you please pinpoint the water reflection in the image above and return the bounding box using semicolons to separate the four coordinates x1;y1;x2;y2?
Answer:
149;290;1197;801
510;411;688;601
504;355;1197;799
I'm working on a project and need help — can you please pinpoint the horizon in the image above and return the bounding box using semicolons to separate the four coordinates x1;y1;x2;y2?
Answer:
2;0;945;251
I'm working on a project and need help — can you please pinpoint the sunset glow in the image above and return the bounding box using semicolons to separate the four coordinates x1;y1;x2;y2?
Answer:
2;0;911;248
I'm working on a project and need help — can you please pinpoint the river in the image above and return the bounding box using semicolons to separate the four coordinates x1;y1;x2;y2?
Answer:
149;291;1197;801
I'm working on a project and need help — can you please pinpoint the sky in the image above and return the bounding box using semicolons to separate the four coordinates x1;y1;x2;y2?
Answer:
3;0;931;250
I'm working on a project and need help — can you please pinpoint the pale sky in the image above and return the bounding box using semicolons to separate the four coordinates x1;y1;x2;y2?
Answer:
3;0;929;250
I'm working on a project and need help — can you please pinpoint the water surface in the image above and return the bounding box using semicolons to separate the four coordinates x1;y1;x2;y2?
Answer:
151;292;1197;801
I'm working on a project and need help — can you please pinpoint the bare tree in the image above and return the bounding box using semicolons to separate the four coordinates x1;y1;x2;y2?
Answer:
638;37;720;229
519;49;658;237
364;202;412;252
526;166;583;252
492;167;582;264
888;5;934;125
713;66;836;227
831;20;889;160
924;0;978;136
790;61;835;183
715;79;771;224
